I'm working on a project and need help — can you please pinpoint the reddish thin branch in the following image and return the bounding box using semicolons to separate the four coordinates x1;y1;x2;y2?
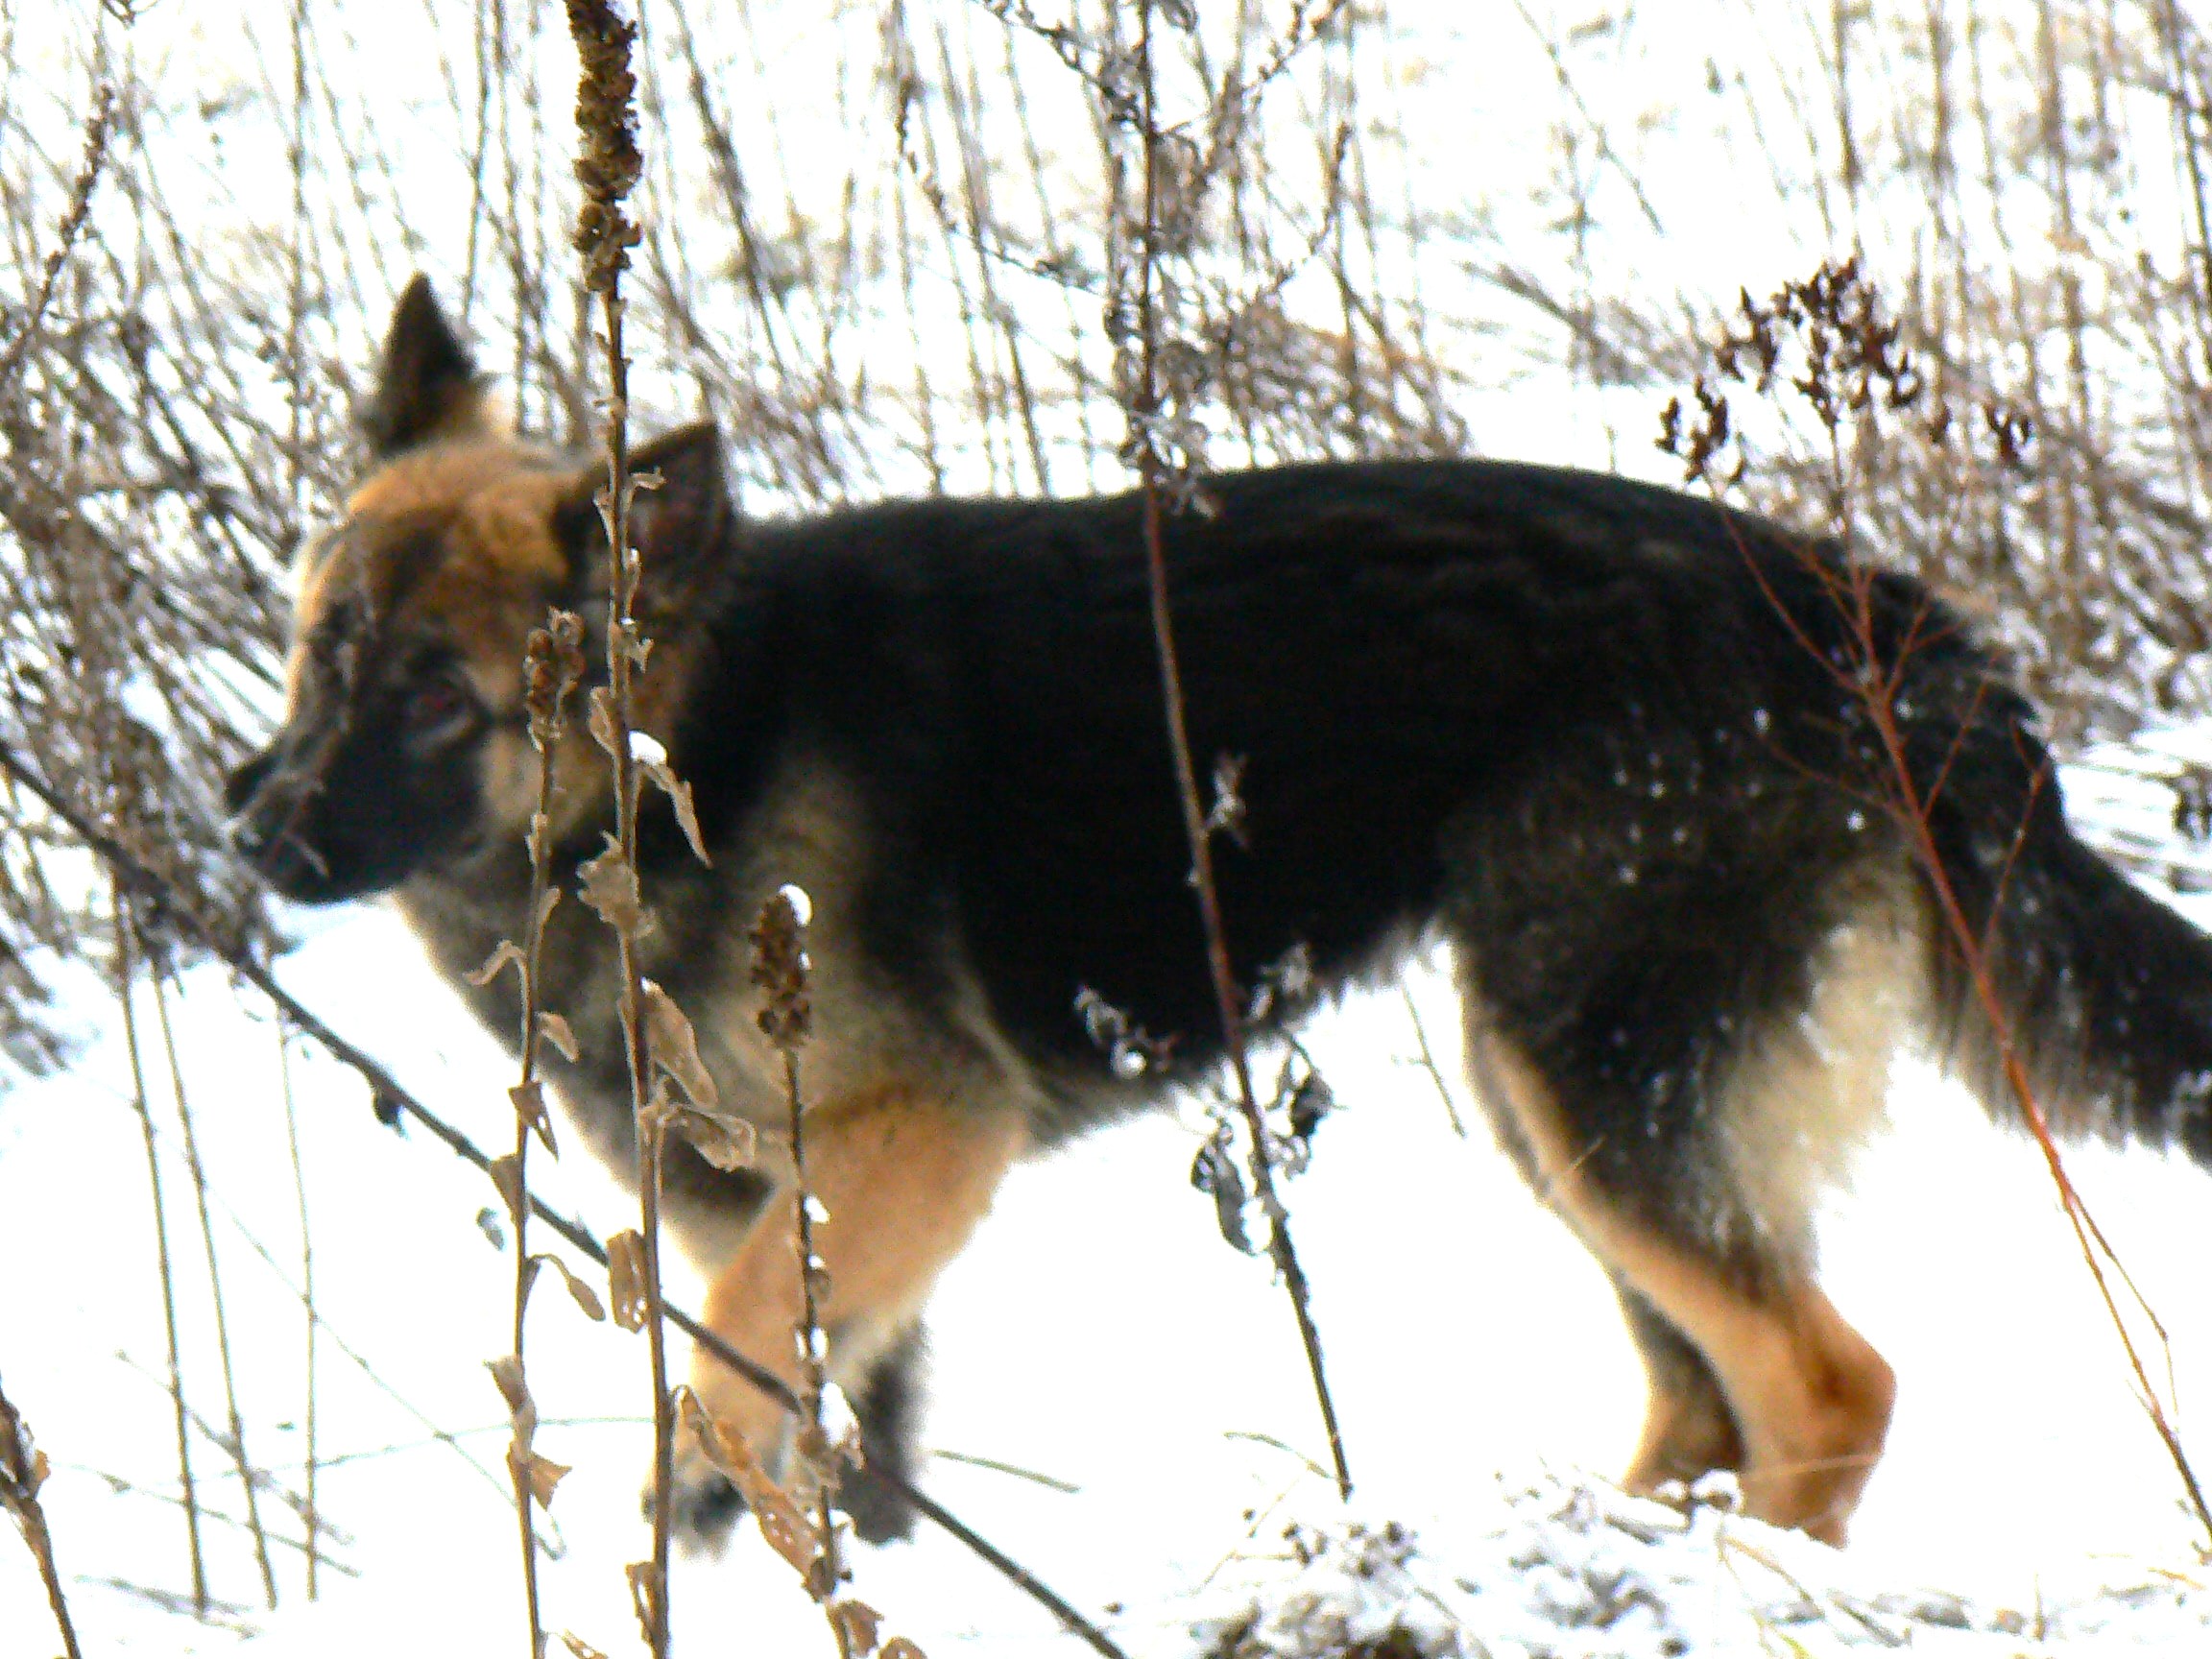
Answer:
1129;0;1350;1503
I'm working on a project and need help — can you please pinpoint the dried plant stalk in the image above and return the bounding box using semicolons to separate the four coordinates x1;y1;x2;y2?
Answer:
1121;0;1352;1502
562;4;673;1651
149;956;279;1607
749;891;876;1658
0;79;115;394
0;1372;82;1659
111;884;208;1616
488;612;587;1657
274;1017;320;1603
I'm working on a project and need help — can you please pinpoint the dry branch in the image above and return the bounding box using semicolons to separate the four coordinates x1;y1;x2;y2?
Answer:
1117;0;1352;1502
0;1370;83;1659
111;881;207;1617
562;5;679;1652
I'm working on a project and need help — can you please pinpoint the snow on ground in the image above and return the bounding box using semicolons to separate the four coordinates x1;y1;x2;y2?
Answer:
5;748;2212;1656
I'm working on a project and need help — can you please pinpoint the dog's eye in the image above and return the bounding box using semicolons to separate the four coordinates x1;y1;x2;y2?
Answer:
406;674;476;736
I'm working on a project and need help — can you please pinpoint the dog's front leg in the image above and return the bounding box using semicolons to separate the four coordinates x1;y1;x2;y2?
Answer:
669;1081;1026;1544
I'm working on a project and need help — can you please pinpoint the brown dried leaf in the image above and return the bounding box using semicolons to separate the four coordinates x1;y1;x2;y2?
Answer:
578;837;653;939
749;1474;822;1578
517;1448;571;1509
831;1599;882;1655
670;1106;757;1172
626;1559;661;1647
638;1076;679;1142
537;884;563;929
880;1638;927;1659
675;1387;822;1579
607;1229;650;1331
561;1634;609;1659
487;1353;529;1416
467;939;526;988
510;1079;556;1154
490;1152;524;1221
640;755;710;867
588;686;620;760
640;979;717;1109
536;1253;607;1322
494;1357;540;1476
538;1010;581;1062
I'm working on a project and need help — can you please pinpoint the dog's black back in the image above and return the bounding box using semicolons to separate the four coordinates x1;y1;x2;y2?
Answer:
678;461;1949;1099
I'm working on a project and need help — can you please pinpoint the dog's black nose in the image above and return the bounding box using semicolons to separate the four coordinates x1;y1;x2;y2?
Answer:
224;750;279;858
225;749;275;815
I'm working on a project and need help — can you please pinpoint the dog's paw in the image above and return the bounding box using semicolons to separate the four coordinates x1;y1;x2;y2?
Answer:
651;1450;917;1551
838;1462;918;1545
653;1456;748;1554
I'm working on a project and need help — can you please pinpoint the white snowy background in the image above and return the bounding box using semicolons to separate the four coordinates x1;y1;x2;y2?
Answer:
6;0;2212;1654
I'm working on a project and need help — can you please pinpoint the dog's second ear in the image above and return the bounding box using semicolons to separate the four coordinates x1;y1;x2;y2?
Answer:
558;420;734;613
363;276;487;458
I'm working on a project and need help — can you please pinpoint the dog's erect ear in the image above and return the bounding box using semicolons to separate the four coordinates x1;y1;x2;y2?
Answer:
557;421;734;611
363;276;487;458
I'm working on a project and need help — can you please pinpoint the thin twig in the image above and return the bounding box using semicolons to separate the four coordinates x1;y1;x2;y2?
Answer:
1398;986;1468;1139
566;7;671;1648
2160;0;2212;332
148;950;280;1607
278;3;321;1596
0;79;116;394
275;1018;320;1602
926;1448;1081;1495
0;1370;83;1659
1127;0;1351;1502
112;880;207;1616
490;609;586;1659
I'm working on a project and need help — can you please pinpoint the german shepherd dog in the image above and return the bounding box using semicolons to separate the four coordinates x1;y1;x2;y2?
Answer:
228;278;2212;1549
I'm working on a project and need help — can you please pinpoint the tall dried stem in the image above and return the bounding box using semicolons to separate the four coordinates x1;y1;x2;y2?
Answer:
274;1019;319;1603
148;954;278;1607
562;5;672;1652
486;611;588;1659
1122;0;1350;1502
111;885;205;1616
750;892;856;1658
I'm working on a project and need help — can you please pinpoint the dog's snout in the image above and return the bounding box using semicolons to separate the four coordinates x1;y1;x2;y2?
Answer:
224;748;276;818
223;748;285;864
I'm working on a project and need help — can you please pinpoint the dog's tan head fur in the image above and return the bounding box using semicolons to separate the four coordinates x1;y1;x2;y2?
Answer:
226;276;731;902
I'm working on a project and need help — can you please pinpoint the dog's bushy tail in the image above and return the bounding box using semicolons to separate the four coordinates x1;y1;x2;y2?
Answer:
1911;688;2212;1164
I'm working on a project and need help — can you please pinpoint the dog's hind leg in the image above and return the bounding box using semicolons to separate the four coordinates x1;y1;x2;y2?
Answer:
1615;1286;1745;1490
1478;1022;1894;1542
1460;880;1919;1544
